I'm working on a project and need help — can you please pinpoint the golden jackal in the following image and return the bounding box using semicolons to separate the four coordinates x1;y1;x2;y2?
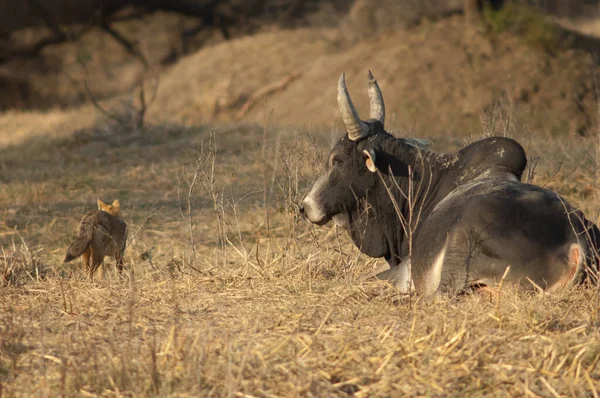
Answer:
64;199;128;278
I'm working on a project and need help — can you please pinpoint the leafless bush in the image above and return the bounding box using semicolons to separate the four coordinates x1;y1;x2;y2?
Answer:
177;130;222;271
0;240;48;287
274;131;320;214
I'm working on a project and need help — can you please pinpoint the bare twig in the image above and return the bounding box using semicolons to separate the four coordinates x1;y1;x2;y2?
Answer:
124;208;163;253
177;145;207;271
79;70;124;127
101;22;149;68
28;0;68;41
236;72;301;120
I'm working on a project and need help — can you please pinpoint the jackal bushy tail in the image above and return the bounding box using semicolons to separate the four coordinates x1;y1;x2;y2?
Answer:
64;212;97;263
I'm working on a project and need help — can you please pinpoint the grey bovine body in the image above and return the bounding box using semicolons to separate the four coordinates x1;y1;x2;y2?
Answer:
312;125;599;295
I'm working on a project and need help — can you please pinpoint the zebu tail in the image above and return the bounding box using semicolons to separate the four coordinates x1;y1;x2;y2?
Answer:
584;220;600;284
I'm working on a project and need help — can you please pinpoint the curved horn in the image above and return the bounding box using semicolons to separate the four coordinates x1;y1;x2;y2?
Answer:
367;70;385;126
337;73;369;141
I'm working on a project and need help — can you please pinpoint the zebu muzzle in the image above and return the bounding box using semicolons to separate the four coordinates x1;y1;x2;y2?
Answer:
300;172;332;225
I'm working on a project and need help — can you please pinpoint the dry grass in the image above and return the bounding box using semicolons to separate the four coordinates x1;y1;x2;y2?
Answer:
1;96;599;396
0;106;96;148
2;272;600;397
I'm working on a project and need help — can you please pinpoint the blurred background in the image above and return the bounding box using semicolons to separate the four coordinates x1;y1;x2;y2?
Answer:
2;0;600;142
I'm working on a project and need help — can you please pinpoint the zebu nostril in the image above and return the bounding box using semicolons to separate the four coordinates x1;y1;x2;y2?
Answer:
298;204;305;216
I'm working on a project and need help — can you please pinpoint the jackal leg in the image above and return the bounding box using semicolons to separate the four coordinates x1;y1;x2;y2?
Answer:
81;249;91;274
115;250;125;274
89;249;104;280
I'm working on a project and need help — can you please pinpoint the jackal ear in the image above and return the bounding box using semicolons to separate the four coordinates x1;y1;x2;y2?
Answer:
362;149;377;173
97;199;106;209
111;199;120;211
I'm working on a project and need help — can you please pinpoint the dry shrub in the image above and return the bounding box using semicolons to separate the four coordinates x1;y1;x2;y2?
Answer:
273;130;325;214
0;240;48;287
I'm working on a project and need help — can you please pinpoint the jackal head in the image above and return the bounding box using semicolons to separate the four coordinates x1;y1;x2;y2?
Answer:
97;199;121;216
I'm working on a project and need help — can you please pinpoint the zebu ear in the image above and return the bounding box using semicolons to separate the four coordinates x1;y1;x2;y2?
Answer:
362;146;410;177
405;138;432;150
362;149;377;173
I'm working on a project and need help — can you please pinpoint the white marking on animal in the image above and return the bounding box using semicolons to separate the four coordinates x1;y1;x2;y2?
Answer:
394;260;413;293
423;240;447;295
302;171;329;223
549;243;584;291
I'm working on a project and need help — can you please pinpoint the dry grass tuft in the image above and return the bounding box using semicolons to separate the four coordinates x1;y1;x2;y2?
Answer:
0;240;49;287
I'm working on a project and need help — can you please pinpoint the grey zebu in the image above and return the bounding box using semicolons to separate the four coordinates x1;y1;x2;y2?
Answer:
300;72;600;295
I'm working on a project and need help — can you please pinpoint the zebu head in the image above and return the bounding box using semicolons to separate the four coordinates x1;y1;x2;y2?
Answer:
300;72;428;239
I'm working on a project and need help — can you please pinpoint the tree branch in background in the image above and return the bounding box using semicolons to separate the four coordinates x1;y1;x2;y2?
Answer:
236;72;301;120
464;0;507;30
135;71;160;129
130;0;219;18
0;35;64;63
0;0;83;63
108;7;151;23
138;83;147;129
80;71;124;128
2;1;148;66
464;0;483;28
3;0;336;66
28;0;68;40
101;22;149;68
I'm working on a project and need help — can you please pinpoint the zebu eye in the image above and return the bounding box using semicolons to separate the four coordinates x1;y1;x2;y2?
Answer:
332;157;344;167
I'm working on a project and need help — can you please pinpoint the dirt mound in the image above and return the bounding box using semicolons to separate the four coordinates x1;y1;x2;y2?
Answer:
150;15;599;137
148;28;338;124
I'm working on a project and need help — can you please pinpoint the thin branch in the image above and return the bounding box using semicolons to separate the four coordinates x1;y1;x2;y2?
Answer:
101;22;149;68
1;0;98;64
124;208;163;252
79;63;124;127
138;82;147;129
28;0;68;40
236;72;301;120
109;7;151;23
0;27;92;64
